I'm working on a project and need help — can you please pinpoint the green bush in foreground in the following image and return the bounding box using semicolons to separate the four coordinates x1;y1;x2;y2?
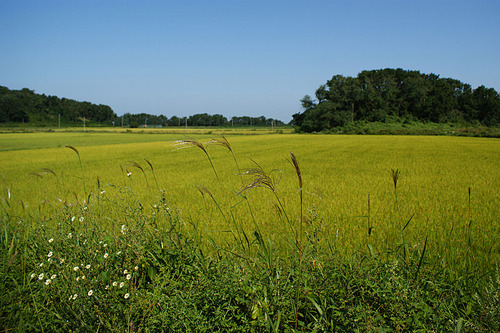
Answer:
1;142;498;332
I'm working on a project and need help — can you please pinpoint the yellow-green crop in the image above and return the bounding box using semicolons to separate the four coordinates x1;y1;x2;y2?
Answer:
1;132;498;275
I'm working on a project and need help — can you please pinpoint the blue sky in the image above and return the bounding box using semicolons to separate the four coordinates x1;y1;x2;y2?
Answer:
1;0;499;122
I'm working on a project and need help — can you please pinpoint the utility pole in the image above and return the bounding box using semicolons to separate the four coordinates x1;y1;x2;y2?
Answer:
121;116;124;128
83;117;86;132
58;114;61;129
185;117;187;131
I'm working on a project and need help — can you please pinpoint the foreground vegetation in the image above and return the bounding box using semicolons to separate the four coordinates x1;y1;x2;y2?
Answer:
1;133;499;331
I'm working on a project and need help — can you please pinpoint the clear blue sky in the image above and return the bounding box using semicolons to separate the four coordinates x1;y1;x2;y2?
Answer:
1;0;499;122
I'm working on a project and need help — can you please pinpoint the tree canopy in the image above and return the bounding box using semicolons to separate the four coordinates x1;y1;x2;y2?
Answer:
0;86;286;128
0;86;116;124
292;69;500;132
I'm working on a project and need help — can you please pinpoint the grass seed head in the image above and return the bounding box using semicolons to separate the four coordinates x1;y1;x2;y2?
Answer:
196;185;213;198
172;139;207;153
206;135;232;152
239;158;282;194
65;145;80;157
290;150;302;190
390;168;400;189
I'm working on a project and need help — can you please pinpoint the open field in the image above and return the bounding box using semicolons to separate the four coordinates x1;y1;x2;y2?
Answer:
1;132;498;260
1;130;499;331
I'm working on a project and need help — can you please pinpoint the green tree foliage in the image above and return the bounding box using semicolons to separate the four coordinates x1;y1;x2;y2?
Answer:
0;86;117;124
122;113;168;127
0;86;285;128
293;69;500;132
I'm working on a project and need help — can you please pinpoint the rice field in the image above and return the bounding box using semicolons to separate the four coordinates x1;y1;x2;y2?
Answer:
1;130;499;331
2;132;498;255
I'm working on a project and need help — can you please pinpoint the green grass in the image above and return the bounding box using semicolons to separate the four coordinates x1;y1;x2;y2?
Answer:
1;131;499;331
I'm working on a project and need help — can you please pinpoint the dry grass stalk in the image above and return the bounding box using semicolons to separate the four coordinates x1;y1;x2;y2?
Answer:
391;168;400;189
144;159;160;189
65;145;80;157
172;139;207;153
125;161;145;174
238;158;281;195
172;139;219;182
290;151;302;191
28;172;43;179
196;185;213;198
206;135;232;152
66;145;86;196
40;168;57;177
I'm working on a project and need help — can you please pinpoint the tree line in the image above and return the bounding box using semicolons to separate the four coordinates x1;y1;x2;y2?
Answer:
0;86;116;124
116;113;285;128
293;68;500;132
0;86;285;128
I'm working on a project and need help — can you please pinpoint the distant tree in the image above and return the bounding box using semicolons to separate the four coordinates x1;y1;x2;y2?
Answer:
0;86;116;125
294;68;500;132
472;85;500;125
0;95;28;122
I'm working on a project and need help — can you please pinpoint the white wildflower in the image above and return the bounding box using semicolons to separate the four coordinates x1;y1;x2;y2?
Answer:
30;273;36;279
73;294;78;300
71;216;76;222
112;281;117;287
127;172;132;177
134;266;139;271
87;290;93;296
124;293;130;299
119;282;124;288
39;263;44;267
126;274;131;280
79;217;84;222
51;274;57;279
73;266;79;271
45;279;51;285
38;273;44;280
60;258;65;264
85;264;91;269
47;251;53;257
104;253;109;259
68;232;72;238
48;238;53;243
123;269;128;274
117;251;122;255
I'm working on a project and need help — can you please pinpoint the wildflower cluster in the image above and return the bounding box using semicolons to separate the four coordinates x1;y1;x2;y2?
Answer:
27;219;142;309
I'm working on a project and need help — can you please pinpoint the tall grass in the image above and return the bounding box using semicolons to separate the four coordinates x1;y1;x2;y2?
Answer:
0;135;499;331
0;134;500;332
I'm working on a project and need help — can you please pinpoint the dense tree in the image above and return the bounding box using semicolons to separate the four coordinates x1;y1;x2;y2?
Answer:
293;69;500;132
0;85;287;128
0;86;117;124
122;113;168;127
